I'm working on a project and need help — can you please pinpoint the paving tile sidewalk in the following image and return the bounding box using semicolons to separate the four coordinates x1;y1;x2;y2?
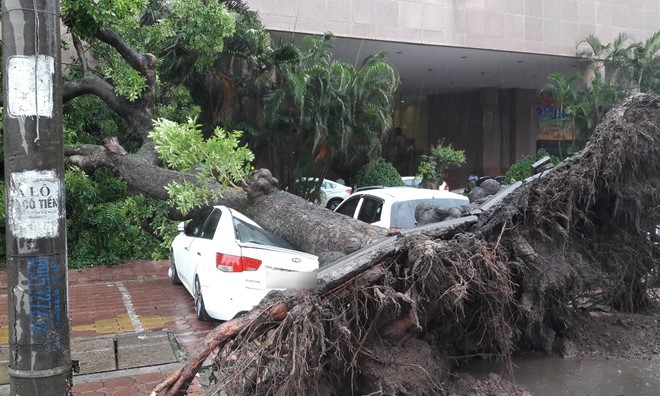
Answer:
0;260;218;395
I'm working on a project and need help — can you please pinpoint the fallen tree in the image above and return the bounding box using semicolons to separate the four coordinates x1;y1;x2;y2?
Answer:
152;93;660;395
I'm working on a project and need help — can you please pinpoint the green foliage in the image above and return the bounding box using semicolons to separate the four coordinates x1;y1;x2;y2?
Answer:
167;0;236;71
149;118;254;214
63;96;125;144
154;84;202;123
64;0;236;102
578;31;659;94
150;118;206;172
263;34;399;186
65;167;163;268
62;0;146;38
123;195;177;260
54;2;251;266
416;143;466;188
156;4;271;133
355;159;403;187
504;149;560;185
542;30;660;153
105;61;148;102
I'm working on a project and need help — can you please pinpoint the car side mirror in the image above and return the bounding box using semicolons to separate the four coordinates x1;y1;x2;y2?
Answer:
177;222;185;233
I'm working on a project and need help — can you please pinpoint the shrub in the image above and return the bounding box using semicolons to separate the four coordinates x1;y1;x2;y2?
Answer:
416;143;466;189
504;148;560;184
65;167;163;268
355;159;403;187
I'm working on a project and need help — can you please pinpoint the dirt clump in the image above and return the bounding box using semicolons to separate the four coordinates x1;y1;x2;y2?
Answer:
358;337;450;395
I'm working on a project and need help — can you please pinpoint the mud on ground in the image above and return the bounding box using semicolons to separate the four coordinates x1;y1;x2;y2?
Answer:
567;292;660;361
444;293;660;395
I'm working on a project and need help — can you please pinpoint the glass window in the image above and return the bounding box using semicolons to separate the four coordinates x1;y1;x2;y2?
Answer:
357;197;383;224
233;217;294;250
336;195;361;217
200;209;222;239
184;207;213;237
390;198;467;229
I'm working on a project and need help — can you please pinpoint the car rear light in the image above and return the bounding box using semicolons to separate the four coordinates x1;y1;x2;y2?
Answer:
216;253;262;272
242;257;262;271
389;227;401;232
346;188;353;194
444;184;449;191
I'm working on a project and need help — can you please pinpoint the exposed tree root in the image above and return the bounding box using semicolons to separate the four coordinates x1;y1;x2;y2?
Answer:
153;93;660;395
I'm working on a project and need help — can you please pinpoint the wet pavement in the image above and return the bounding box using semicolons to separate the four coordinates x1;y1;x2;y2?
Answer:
0;260;218;395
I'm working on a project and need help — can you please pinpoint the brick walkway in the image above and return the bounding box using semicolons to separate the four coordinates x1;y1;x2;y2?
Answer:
0;260;218;395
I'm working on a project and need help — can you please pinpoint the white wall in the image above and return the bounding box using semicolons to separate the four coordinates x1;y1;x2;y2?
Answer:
245;0;659;57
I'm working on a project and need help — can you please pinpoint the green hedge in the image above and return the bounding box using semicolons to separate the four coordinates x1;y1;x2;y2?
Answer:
356;159;403;187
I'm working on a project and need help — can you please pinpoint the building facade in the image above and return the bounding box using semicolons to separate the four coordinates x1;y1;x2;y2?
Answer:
245;0;659;186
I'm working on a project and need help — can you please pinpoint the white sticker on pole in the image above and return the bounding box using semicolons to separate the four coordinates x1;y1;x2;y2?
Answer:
7;55;54;118
8;170;62;239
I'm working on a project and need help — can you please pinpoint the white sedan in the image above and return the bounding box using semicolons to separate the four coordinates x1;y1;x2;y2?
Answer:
170;205;318;321
299;178;353;210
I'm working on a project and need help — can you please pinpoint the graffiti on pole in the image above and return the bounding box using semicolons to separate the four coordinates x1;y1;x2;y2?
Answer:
7;170;63;239
27;257;65;349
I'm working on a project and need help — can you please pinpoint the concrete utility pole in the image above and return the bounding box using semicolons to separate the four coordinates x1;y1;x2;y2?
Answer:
2;1;71;395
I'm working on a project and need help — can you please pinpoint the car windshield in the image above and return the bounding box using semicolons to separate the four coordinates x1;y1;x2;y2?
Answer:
391;198;467;229
233;217;295;250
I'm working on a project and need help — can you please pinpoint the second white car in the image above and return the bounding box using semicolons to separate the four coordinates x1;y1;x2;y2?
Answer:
335;187;468;231
299;178;353;210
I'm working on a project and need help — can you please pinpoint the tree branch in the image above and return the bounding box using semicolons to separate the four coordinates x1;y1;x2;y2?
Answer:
63;75;126;111
95;28;157;106
95;28;152;77
71;33;89;75
65;143;202;201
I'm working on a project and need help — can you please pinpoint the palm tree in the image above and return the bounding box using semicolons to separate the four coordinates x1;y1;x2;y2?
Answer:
629;31;660;93
578;31;659;94
539;73;584;158
263;34;399;197
348;52;400;160
542;31;659;154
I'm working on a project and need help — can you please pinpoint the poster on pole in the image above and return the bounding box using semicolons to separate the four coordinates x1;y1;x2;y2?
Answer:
6;55;55;118
8;170;63;239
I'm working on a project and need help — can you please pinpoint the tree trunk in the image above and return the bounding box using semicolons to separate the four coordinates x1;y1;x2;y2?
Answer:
240;190;388;255
64;144;388;255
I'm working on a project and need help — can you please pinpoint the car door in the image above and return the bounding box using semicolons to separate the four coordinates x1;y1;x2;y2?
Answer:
187;208;223;285
335;194;363;218
175;208;213;291
356;196;385;226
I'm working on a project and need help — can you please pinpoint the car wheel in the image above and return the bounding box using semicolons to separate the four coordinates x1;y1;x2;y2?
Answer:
170;254;182;285
327;198;342;211
194;277;211;321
